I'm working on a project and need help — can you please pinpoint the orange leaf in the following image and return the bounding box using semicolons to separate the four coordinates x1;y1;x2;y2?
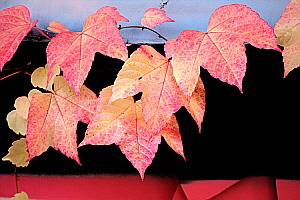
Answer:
26;76;97;164
172;4;281;97
96;6;129;23
116;101;161;179
161;115;185;160
184;77;206;132
141;8;174;28
275;0;300;77
80;86;134;146
48;21;70;33
0;6;37;71
46;13;128;93
111;45;184;134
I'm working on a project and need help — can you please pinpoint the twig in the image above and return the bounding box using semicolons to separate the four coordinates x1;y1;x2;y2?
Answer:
119;25;168;42
14;167;19;193
0;71;21;81
33;27;52;41
160;0;170;9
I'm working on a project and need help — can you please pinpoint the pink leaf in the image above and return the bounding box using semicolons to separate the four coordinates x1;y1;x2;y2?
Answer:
96;6;129;23
47;13;128;93
141;8;174;28
164;38;176;59
172;4;281;97
26;76;97;164
0;6;37;71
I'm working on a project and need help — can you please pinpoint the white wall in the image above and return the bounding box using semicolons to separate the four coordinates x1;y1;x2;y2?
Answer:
0;0;291;43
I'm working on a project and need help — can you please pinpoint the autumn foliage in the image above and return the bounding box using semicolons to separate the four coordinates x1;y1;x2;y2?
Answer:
1;1;299;185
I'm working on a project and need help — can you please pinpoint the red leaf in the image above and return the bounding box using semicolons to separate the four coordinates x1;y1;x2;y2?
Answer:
141;8;174;28
96;6;129;23
47;13;128;93
26;76;97;164
164;38;176;59
116;101;161;179
171;4;281;97
0;6;37;71
161;115;185;160
48;21;69;33
275;0;300;77
111;45;184;134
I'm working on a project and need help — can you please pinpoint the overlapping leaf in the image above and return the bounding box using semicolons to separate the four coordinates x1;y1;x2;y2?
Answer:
0;6;37;71
47;13;128;93
275;0;300;77
171;4;281;97
110;45;184;134
11;191;29;200
48;21;70;33
26;76;97;164
141;8;174;28
31;64;60;91
81;86;185;178
2;138;29;167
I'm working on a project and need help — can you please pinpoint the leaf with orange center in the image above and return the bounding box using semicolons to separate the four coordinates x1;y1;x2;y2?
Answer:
79;86;134;146
161;115;185;160
110;45;184;134
141;8;174;28
184;77;206;132
171;4;281;97
0;6;37;71
116;100;162;179
26;76;97;164
275;0;300;77
46;13;128;93
96;6;129;23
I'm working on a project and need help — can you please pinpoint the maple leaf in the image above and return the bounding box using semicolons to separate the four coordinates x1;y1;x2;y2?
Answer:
48;21;70;33
116;100;162;179
26;76;97;164
141;8;174;28
171;4;281;97
11;192;29;200
46;13;128;93
110;45;184;134
79;86;134;146
275;0;300;77
184;77;206;132
160;114;185;159
96;6;129;23
2;138;29;167
0;6;37;71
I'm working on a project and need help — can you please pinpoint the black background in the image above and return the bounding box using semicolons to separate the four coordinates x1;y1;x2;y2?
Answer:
0;41;299;181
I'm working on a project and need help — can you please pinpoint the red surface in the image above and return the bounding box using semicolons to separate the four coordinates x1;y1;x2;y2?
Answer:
1;175;299;199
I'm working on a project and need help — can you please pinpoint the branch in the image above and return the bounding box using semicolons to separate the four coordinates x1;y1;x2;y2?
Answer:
33;27;52;41
0;71;21;81
119;25;168;42
160;0;170;9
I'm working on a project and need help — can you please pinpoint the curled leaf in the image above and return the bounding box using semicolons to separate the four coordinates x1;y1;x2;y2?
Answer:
48;21;70;33
2;138;29;167
141;8;174;28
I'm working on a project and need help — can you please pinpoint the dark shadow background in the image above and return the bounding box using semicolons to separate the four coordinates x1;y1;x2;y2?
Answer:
0;40;299;181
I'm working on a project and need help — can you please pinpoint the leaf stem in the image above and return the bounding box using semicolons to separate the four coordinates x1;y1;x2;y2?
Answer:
119;25;168;42
33;27;52;41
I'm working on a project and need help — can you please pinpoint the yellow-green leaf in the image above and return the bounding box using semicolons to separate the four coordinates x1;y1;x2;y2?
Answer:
2;138;29;167
10;191;28;200
31;64;60;90
6;110;27;136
